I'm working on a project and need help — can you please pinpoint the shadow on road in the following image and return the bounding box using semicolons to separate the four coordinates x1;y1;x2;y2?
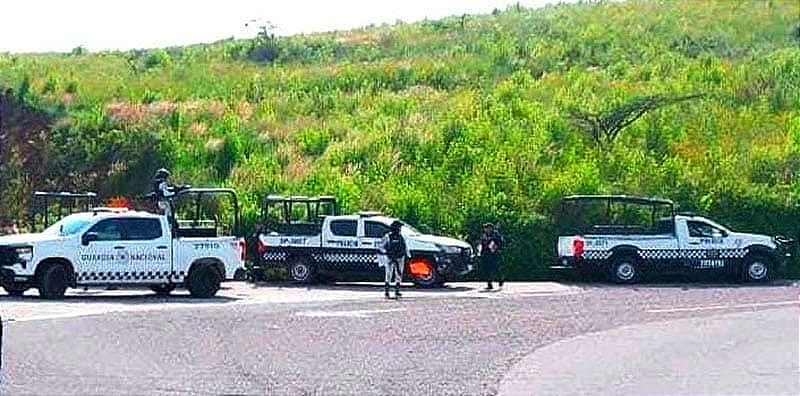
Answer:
0;289;240;304
245;281;473;293
561;274;797;290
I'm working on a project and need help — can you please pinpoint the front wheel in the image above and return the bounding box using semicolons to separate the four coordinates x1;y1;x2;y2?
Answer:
408;258;442;288
608;257;639;284
187;265;221;298
3;283;30;297
742;255;772;282
38;264;69;300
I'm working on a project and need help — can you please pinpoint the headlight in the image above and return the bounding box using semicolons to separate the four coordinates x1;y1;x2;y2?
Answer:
438;244;461;254
15;246;33;262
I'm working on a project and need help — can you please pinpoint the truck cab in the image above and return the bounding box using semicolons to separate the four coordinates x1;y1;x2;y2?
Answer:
555;195;791;283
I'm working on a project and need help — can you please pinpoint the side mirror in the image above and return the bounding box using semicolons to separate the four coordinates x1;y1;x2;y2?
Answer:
82;232;99;246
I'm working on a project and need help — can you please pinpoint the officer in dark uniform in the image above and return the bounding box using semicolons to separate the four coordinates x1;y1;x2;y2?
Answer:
380;220;407;299
479;222;505;290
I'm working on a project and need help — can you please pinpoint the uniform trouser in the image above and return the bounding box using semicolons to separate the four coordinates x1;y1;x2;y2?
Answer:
482;254;502;287
385;258;404;291
158;200;173;219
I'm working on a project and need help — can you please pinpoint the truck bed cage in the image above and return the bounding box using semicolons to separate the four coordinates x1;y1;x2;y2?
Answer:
558;194;675;236
258;194;338;236
173;188;242;237
29;190;101;232
561;195;674;207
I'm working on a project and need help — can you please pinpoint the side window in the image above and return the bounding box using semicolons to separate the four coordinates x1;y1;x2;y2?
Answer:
86;219;123;241
119;218;163;240
365;221;390;238
330;220;357;237
687;221;724;238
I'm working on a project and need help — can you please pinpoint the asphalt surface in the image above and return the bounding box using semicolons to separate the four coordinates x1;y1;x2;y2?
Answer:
498;307;799;396
1;282;798;396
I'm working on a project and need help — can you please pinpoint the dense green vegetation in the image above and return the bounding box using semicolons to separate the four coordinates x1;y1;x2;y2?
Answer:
1;0;799;278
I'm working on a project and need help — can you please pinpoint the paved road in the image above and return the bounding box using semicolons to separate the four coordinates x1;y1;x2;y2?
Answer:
498;307;799;396
1;282;798;395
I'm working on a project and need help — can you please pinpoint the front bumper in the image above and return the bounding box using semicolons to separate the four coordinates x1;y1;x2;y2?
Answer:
0;267;14;285
434;252;474;279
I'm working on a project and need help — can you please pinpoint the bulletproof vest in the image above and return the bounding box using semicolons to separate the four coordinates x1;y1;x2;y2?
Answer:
386;232;406;259
152;179;165;198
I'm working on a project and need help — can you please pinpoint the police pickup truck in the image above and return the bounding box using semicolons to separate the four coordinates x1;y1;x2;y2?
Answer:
555;195;792;283
251;197;473;287
0;189;246;299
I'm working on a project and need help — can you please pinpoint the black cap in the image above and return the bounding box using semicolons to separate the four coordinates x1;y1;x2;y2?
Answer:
390;220;403;231
483;222;494;228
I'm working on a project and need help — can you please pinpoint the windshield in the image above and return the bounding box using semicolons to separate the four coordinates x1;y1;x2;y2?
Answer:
401;223;420;236
43;215;92;236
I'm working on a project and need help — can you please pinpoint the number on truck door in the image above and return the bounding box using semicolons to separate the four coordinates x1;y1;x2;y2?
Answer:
683;221;726;269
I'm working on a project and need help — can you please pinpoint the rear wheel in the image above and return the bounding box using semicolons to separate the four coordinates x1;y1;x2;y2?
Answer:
608;256;639;284
3;283;30;297
187;264;221;298
742;255;772;282
150;284;176;296
38;264;69;300
288;258;317;284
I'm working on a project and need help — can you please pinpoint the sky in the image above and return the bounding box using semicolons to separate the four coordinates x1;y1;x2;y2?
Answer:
0;0;568;53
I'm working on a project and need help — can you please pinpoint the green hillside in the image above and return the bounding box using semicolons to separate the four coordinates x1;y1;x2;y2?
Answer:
1;0;799;278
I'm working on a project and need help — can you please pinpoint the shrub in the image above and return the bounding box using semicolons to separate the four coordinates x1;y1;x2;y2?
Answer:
295;127;332;157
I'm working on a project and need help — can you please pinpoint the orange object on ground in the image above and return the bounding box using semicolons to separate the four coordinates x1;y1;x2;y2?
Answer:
408;258;433;278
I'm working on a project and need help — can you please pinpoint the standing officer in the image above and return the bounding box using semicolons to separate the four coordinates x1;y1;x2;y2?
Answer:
152;168;177;218
479;222;505;290
379;220;407;299
151;168;190;220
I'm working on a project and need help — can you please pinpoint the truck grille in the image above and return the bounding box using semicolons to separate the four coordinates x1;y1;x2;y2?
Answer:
0;246;19;266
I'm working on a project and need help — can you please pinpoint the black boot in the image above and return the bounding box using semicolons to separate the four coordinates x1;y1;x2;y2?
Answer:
395;284;402;299
384;283;390;299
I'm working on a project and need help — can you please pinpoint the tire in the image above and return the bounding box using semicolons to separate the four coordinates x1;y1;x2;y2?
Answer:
150;284;176;296
742;255;772;283
608;256;639;284
187;264;222;298
3;283;30;297
288;258;316;284
38;264;69;300
408;258;442;288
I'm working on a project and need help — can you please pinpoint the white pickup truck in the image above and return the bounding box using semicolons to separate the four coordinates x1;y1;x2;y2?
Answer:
0;190;246;299
555;195;792;283
252;208;474;287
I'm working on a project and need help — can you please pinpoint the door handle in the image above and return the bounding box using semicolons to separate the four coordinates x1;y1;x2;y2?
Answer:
688;242;700;245
114;246;125;250
156;246;168;250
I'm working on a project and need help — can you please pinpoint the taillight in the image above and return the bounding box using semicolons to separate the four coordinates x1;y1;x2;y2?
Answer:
239;240;247;261
257;238;267;255
572;238;585;258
